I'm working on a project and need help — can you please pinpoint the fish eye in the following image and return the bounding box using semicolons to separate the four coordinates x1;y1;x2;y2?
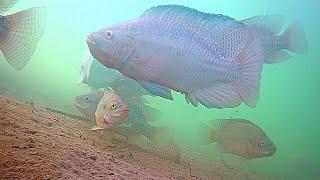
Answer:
84;96;90;103
105;30;113;39
259;140;266;147
111;102;117;110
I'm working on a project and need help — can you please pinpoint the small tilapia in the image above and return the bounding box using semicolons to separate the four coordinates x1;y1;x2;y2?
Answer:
73;90;104;121
198;119;276;159
0;2;46;70
91;88;129;130
73;90;163;139
87;5;307;109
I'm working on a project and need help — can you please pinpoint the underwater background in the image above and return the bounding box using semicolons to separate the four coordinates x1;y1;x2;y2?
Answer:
0;0;319;179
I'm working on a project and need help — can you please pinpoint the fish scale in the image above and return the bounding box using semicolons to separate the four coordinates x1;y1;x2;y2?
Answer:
136;19;238;74
131;15;248;97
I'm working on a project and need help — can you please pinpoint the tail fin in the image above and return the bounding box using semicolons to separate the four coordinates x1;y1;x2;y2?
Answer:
0;0;19;13
0;7;46;70
283;22;308;55
197;122;217;145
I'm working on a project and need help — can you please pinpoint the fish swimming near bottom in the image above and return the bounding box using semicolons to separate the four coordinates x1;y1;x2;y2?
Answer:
0;3;46;70
92;88;129;131
73;90;104;121
73;90;163;139
198;119;276;159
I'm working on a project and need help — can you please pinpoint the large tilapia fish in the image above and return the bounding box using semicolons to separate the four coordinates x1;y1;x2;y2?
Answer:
87;5;307;109
0;0;46;70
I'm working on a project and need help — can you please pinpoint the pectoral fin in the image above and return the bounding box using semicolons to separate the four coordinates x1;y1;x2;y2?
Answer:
90;126;105;131
138;80;173;100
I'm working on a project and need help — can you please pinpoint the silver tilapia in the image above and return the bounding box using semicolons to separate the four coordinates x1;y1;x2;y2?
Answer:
87;5;307;109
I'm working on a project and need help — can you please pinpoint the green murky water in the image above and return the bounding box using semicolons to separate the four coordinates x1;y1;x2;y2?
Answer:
0;0;319;179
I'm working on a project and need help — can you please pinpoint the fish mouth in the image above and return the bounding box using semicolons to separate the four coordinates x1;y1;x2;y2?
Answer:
86;36;117;69
123;110;129;116
86;39;95;46
122;108;129;114
262;146;277;157
86;34;96;45
86;35;97;54
112;109;129;117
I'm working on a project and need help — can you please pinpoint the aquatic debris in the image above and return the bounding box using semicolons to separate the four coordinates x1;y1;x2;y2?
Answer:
87;4;307;109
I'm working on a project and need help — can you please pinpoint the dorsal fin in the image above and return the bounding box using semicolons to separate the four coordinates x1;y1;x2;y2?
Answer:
242;15;285;34
0;0;19;13
216;118;264;133
141;5;239;30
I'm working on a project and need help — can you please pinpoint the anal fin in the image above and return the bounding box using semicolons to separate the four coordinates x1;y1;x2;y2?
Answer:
185;94;198;107
265;50;291;64
187;84;242;109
